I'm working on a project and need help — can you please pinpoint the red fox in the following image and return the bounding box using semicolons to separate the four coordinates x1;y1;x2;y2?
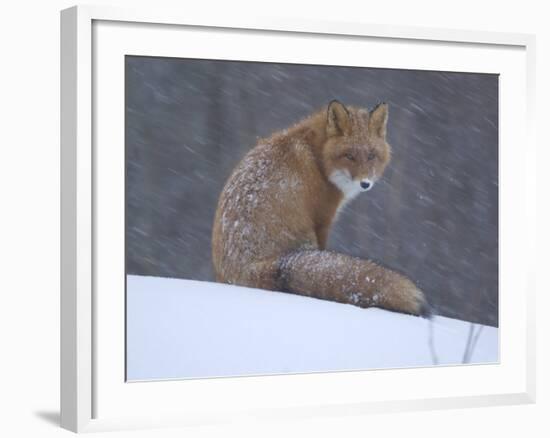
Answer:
212;100;430;316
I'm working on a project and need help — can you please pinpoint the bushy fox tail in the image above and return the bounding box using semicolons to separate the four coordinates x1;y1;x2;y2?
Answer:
276;250;430;317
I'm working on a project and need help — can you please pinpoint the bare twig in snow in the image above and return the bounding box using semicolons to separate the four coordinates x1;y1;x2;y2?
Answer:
462;322;475;364
428;317;439;365
465;325;484;363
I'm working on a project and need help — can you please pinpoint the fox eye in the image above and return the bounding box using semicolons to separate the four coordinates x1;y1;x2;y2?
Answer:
367;151;376;161
344;153;355;161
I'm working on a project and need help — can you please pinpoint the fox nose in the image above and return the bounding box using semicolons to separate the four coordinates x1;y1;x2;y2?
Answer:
360;181;371;190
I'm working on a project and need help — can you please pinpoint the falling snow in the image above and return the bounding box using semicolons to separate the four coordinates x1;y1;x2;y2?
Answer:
125;57;498;326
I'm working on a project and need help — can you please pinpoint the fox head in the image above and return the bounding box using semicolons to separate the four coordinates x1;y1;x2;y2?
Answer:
321;100;391;200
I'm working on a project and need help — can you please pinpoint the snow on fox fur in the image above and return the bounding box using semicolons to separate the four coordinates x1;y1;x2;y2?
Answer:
212;100;430;316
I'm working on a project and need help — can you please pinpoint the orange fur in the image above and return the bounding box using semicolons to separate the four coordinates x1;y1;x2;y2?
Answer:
212;101;429;316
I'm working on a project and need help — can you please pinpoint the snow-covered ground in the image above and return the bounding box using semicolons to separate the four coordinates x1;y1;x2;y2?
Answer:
126;275;499;381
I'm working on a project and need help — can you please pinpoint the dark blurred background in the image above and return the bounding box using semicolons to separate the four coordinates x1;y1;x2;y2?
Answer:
125;56;498;327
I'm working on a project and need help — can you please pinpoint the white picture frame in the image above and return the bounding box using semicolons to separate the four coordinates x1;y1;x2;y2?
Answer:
60;4;536;433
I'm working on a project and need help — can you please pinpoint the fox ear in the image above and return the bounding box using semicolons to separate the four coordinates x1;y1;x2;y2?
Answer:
326;100;351;137
369;102;389;138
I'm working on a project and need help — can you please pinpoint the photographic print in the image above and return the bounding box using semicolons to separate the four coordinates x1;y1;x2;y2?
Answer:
125;56;499;381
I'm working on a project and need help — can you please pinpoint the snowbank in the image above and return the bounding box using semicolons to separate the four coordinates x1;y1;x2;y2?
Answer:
126;275;498;381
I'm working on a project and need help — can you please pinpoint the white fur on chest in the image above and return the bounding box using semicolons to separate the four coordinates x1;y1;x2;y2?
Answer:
329;169;362;202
